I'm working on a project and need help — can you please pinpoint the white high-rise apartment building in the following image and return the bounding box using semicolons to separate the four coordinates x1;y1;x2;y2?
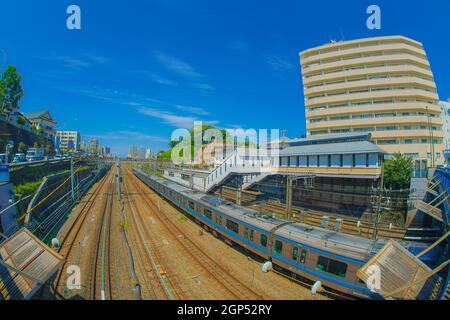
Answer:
56;131;81;151
300;35;444;168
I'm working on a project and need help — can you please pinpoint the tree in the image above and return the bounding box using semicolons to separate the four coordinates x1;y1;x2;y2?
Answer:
383;153;413;190
0;80;5;113
0;66;24;114
44;145;52;155
18;142;27;153
17;115;26;126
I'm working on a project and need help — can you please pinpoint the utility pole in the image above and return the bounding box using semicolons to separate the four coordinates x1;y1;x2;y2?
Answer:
236;175;242;206
374;162;384;240
427;106;435;169
70;157;75;201
118;159;121;201
286;175;293;220
190;161;194;190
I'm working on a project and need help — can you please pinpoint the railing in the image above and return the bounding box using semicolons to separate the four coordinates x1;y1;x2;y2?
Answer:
430;169;450;299
203;152;272;192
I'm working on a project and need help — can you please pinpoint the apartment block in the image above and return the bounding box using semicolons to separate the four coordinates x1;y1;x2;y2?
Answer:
56;131;81;151
300;36;444;168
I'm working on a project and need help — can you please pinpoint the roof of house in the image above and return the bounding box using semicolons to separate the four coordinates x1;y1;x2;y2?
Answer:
24;110;56;123
279;140;386;157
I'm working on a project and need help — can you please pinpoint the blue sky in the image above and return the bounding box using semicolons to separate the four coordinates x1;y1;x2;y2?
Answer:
1;0;449;156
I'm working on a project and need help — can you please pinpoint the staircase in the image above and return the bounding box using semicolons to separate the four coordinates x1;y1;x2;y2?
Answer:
203;151;272;192
441;280;450;300
242;172;271;190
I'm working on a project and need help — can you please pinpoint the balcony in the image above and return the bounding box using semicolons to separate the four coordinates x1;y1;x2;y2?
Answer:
301;42;426;66
303;53;430;76
303;64;434;85
304;77;436;96
307;89;439;107
306;116;443;131
306;102;441;118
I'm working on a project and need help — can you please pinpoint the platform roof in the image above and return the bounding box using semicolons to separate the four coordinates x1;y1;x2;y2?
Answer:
0;228;64;300
280;141;386;157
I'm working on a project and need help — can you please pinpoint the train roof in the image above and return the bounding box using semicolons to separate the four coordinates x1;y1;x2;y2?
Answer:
275;223;387;262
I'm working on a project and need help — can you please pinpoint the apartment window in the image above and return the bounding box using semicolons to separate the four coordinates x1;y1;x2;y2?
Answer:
316;256;347;278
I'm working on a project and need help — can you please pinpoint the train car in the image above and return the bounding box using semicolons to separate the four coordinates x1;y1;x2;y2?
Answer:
133;169;428;299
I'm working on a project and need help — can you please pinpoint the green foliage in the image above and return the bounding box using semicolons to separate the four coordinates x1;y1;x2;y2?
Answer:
157;149;172;160
13;179;43;197
162;124;258;162
18;142;27;153
383;153;413;190
0;79;5;113
17;115;26;126
0;65;24;113
44;144;52;155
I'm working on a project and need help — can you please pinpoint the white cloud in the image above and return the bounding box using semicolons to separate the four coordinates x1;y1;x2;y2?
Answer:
137;70;179;86
265;55;297;72
175;104;210;116
42;53;109;70
154;51;204;78
138;106;218;128
87;130;167;143
192;83;215;91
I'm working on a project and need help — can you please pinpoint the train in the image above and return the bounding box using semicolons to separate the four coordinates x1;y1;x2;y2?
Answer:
133;168;429;299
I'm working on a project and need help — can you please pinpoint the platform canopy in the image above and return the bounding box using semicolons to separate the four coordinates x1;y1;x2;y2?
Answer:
0;228;64;300
357;240;439;300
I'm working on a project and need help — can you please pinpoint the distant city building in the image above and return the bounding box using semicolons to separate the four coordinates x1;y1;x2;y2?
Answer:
145;148;152;159
79;141;87;153
24;110;57;139
128;145;146;159
53;135;61;153
439;100;450;150
102;146;111;156
56;131;81;152
440;100;450;162
299;35;444;169
88;138;100;155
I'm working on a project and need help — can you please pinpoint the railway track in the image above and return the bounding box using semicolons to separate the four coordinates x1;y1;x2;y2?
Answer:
122;171;184;300
90;175;114;300
53;169;112;298
127;167;263;300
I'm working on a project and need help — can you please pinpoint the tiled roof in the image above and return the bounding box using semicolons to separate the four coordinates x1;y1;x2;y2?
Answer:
24;110;55;123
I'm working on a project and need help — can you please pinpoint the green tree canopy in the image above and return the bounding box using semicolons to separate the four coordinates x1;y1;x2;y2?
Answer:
0;79;5;112
383;153;413;190
0;65;24;113
18;142;27;153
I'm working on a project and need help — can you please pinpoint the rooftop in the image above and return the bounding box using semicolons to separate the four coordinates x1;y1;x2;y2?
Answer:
280;140;386;157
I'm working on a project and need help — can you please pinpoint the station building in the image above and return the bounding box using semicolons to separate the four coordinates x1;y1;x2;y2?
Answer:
251;133;388;216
